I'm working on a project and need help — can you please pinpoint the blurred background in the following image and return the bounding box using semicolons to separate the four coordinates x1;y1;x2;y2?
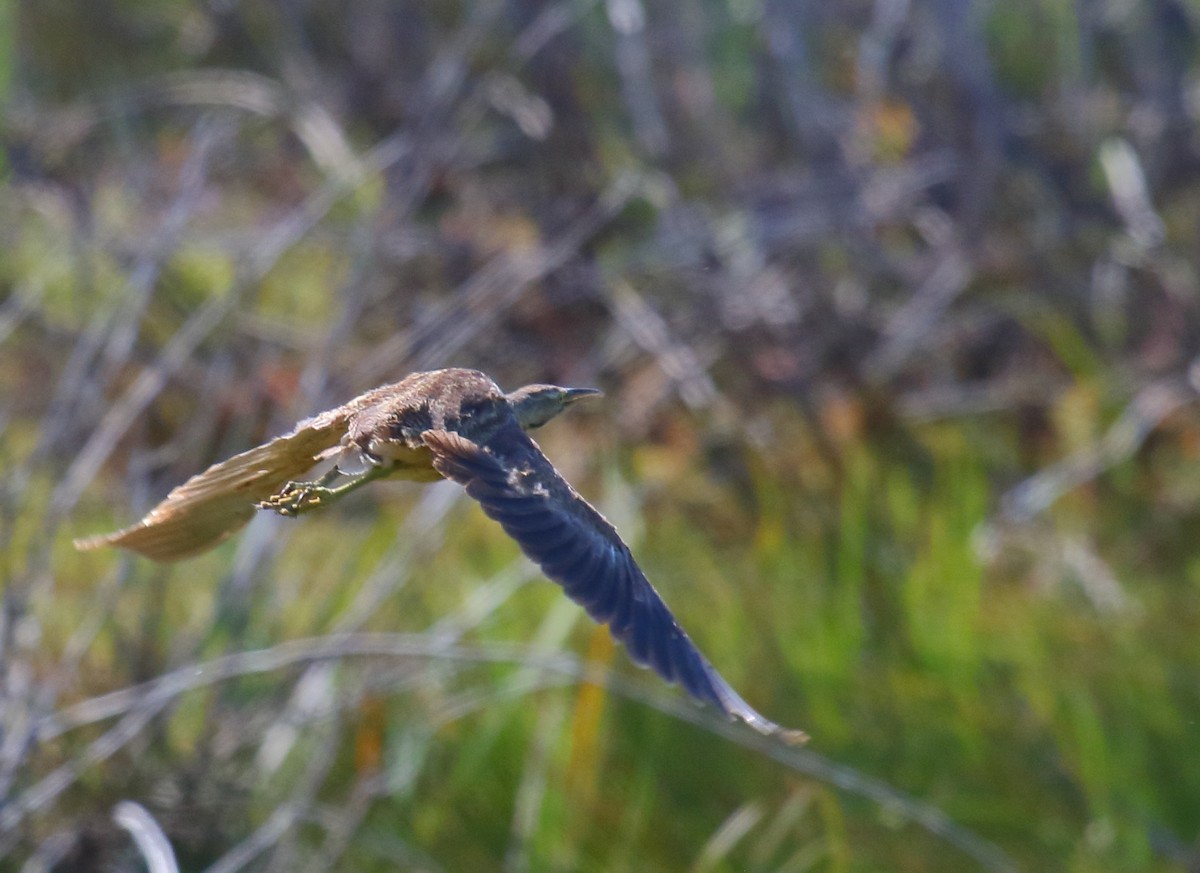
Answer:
3;0;1200;870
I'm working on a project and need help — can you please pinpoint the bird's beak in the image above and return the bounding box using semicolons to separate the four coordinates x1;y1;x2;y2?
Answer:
564;387;602;404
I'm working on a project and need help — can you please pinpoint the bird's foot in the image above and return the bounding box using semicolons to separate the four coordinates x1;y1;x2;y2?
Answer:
257;481;331;517
257;462;392;517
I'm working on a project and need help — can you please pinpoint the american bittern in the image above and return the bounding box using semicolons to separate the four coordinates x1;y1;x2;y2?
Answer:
77;368;804;742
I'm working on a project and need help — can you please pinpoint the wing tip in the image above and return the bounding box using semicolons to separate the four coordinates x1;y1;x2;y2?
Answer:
72;523;229;563
73;533;114;552
72;527;157;560
780;728;810;745
738;713;809;745
716;692;808;744
699;663;809;744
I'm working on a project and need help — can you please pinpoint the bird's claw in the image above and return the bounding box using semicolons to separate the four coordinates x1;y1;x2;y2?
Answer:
257;481;328;517
258;463;390;517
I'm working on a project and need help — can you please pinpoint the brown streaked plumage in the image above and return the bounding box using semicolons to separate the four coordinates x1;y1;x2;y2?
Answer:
76;368;805;743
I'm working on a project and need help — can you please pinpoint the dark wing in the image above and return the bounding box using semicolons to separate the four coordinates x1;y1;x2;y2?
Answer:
423;426;805;743
74;408;352;562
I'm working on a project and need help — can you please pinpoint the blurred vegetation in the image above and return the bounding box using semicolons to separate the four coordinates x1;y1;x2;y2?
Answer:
3;0;1200;870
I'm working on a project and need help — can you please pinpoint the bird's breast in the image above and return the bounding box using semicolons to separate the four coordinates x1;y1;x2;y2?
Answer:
363;440;442;481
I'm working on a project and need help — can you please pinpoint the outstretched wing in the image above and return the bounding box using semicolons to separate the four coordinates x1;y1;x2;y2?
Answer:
74;408;352;562
422;426;805;742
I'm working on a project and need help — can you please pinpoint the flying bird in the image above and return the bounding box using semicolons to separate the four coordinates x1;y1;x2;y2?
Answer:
76;368;804;743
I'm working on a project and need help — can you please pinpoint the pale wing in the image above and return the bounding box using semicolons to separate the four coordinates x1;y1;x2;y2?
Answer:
74;409;351;562
423;427;805;742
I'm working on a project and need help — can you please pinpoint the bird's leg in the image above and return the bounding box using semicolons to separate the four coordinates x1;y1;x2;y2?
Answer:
257;461;391;517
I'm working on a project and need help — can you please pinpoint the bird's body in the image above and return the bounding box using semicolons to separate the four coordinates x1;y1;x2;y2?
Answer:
76;368;804;743
334;368;507;481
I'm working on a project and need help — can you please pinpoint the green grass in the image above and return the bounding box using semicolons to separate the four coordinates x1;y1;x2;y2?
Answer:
18;391;1194;871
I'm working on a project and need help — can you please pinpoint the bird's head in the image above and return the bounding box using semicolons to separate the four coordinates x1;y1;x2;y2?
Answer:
507;383;602;430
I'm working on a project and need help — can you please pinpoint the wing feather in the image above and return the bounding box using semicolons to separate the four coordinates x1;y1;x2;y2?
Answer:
422;426;805;742
74;409;352;562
